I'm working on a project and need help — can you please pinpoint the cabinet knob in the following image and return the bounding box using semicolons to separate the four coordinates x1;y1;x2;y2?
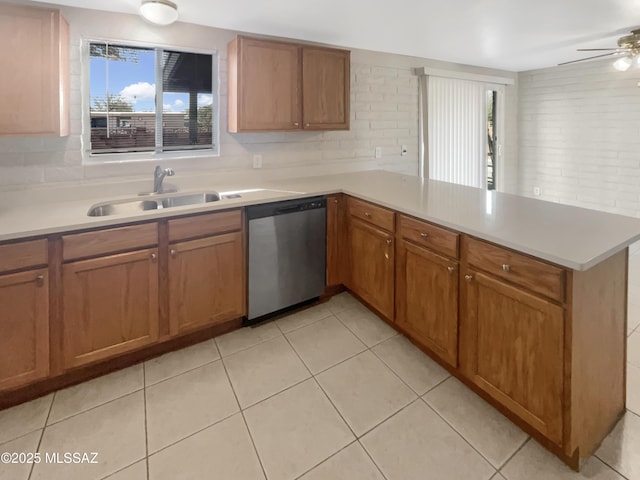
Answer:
464;274;473;282
35;274;45;286
333;199;338;204
386;239;392;246
294;122;299;126
364;212;371;217
170;249;177;258
151;253;157;261
447;266;455;274
305;123;310;127
420;232;428;238
502;264;511;272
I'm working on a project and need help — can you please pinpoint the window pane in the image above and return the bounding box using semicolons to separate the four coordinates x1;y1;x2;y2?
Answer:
162;51;213;150
89;43;156;153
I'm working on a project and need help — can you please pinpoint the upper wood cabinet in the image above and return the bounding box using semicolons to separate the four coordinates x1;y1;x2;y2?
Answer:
227;36;350;132
0;4;69;137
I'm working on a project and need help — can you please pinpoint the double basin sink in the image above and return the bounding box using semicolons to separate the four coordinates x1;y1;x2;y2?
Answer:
88;192;223;217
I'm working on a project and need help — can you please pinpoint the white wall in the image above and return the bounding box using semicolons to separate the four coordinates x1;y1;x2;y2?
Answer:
0;2;517;191
518;59;640;216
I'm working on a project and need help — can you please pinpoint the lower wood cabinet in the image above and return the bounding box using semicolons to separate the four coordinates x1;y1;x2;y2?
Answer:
62;249;159;369
326;194;346;287
395;239;458;367
169;232;244;335
347;217;394;319
0;269;49;391
461;269;564;445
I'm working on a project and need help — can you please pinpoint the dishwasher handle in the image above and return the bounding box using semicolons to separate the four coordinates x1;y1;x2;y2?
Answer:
247;196;326;220
275;205;304;215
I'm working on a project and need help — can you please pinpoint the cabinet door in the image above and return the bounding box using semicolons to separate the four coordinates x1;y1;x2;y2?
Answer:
326;194;347;287
169;232;244;335
462;270;564;444
0;269;49;391
237;38;301;131
302;47;350;130
0;4;69;136
347;218;394;319
62;249;159;369
396;240;458;367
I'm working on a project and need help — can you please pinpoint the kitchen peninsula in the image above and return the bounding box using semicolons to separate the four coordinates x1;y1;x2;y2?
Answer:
0;169;638;470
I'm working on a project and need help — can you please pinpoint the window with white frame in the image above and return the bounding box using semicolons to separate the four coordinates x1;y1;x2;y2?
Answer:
86;42;218;159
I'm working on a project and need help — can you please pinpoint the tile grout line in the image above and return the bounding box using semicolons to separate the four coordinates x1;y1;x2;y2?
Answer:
218;353;269;480
496;436;530;475
356;438;390;480
143;362;150;480
27;393;55;480
419;395;502;473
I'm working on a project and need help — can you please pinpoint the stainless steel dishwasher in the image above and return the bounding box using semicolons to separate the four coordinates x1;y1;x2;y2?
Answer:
246;196;326;323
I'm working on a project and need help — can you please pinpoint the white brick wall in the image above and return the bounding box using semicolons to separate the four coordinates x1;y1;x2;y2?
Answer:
517;59;640;217
0;4;515;191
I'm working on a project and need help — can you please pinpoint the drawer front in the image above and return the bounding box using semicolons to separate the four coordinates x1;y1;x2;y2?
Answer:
465;237;565;302
0;239;47;273
63;223;158;260
397;214;459;259
168;209;243;242
347;197;395;232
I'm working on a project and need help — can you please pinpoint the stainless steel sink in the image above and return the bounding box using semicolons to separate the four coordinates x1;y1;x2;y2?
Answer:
160;192;221;208
88;200;159;217
87;192;221;217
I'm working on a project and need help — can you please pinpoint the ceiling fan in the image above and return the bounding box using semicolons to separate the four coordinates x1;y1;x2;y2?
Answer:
559;28;640;71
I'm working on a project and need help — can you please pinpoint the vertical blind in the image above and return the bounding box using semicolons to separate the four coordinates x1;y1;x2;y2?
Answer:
427;76;487;188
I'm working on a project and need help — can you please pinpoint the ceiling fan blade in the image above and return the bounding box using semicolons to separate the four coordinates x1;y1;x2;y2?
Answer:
577;48;627;51
558;52;622;66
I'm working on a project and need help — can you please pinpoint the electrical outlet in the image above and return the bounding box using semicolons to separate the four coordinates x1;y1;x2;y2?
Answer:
253;154;262;169
533;186;541;196
374;147;382;158
401;145;408;156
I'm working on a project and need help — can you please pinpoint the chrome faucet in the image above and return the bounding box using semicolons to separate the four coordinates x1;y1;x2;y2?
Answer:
153;165;175;194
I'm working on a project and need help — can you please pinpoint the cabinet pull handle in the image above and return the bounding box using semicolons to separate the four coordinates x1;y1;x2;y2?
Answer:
35;274;45;286
464;274;473;282
447;266;455;274
386;239;392;246
420;232;428;238
151;253;157;261
170;249;177;258
502;264;511;272
294;122;299;126
305;123;310;127
364;212;371;217
333;199;338;204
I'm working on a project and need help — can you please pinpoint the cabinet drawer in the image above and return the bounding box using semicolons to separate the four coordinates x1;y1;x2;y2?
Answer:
63;223;158;260
465;237;565;302
168;209;242;242
347;197;394;232
0;239;47;273
397;215;459;259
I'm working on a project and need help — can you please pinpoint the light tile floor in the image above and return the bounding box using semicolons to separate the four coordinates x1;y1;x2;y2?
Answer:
1;249;640;480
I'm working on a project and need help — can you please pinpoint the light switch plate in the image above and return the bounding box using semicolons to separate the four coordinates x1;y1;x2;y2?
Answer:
374;147;382;158
253;154;262;169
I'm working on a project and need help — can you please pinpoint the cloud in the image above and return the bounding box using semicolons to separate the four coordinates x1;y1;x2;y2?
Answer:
198;94;213;106
174;99;184;107
120;82;156;103
163;104;173;112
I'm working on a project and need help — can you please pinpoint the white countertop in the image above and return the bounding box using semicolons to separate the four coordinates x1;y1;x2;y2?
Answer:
2;170;639;271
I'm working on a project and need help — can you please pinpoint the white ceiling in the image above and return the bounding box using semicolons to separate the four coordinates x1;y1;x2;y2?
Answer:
30;0;640;71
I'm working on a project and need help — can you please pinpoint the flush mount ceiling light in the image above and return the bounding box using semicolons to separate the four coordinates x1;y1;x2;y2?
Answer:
613;55;634;72
139;0;178;26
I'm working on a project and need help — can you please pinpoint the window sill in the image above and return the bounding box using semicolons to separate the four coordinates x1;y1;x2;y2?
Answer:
82;148;220;165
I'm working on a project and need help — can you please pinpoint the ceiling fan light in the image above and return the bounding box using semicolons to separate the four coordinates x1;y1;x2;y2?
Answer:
139;0;178;26
613;55;633;71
